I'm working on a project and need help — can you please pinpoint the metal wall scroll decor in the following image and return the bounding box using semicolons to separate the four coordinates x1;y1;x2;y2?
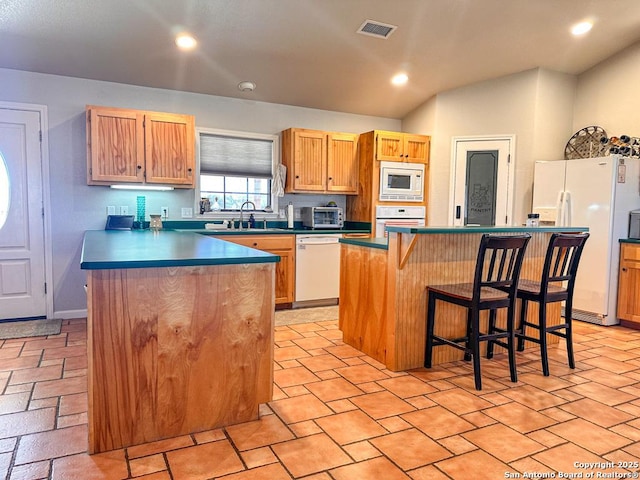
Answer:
564;126;640;159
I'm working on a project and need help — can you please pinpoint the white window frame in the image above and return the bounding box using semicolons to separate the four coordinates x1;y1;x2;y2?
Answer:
196;127;280;219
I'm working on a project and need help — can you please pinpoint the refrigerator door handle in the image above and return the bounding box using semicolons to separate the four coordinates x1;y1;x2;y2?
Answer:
564;191;572;226
555;191;565;226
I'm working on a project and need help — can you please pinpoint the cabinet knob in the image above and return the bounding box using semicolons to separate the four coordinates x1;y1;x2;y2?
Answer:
328;177;333;181
295;175;300;179
137;165;142;170
253;242;258;247
187;168;192;172
622;267;628;272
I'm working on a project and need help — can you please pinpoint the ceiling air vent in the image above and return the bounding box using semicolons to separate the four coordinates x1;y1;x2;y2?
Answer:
357;20;397;39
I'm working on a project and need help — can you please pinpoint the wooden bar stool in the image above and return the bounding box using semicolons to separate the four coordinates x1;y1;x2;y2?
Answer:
424;234;531;390
515;232;590;376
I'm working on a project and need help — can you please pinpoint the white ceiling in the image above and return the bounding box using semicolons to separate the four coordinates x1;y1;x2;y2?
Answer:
2;0;640;119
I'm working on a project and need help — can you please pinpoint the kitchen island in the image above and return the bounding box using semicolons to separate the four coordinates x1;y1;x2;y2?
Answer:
81;230;278;453
339;226;588;371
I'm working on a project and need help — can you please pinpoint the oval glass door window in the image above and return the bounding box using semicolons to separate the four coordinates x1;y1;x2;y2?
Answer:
0;150;9;229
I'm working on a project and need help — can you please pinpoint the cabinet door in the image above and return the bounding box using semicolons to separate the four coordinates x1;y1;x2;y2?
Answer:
327;133;358;194
292;130;327;191
87;108;144;184
403;134;430;163
269;247;295;304
618;244;640;323
375;131;404;162
214;235;295;305
144;112;195;187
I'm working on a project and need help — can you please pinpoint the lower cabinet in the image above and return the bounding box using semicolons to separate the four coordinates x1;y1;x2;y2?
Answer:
216;235;295;305
618;242;640;328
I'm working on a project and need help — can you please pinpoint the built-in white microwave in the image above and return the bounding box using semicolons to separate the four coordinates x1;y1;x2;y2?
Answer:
379;161;425;202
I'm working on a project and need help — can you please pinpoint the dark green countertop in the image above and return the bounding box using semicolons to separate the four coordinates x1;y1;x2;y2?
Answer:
386;225;589;234
339;237;389;250
80;230;279;270
183;228;370;236
620;238;640;244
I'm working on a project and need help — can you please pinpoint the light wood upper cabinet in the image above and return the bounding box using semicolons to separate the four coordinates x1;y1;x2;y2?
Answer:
87;105;195;188
618;242;640;328
282;128;358;194
375;130;430;163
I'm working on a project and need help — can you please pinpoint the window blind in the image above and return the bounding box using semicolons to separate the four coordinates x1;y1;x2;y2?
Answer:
200;133;273;178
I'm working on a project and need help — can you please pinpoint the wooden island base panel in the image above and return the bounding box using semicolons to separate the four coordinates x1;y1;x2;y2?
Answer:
81;231;277;453
339;226;588;372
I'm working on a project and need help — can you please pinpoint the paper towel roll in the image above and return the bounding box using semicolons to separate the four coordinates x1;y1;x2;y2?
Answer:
287;203;294;228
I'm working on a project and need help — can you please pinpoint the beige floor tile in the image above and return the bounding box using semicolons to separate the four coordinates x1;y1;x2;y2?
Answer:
51;449;127;480
533;442;608;473
341;441;382;462
225;414;294;451
272;433;351;478
298;354;348;372
402;406;475;439
166;440;244;480
127;435;194;459
371;428;451;469
269;394;333;424
350;391;415;419
316;410;386;445
376;376;436;398
547;418;632;455
500;384;568;409
559;398;635;427
128;453;166;477
462;424;545;463
483;401;557;433
240;446;278;469
336;364;390;384
330;456;409;480
305;377;363;402
428;387;494;415
568;381;638;406
219;463;292;480
435;449;511;479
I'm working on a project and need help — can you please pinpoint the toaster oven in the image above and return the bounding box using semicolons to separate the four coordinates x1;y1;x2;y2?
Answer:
301;207;344;229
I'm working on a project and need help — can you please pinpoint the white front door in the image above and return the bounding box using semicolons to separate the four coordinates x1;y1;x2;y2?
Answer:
450;137;515;226
0;108;47;320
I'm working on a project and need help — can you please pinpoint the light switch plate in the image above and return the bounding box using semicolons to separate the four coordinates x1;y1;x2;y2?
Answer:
107;206;116;215
181;207;193;218
161;207;169;219
119;206;129;215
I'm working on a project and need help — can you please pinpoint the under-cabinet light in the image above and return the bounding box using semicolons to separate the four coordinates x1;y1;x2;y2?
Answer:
110;185;175;191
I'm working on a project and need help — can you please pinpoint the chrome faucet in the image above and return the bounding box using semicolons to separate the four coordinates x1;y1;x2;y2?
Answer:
239;201;256;229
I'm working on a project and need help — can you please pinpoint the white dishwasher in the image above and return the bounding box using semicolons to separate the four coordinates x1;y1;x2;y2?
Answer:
294;234;342;306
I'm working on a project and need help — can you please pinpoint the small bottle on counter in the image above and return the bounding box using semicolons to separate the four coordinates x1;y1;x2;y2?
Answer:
526;213;540;227
249;213;256;229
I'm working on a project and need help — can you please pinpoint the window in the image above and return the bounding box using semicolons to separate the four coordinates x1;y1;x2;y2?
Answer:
198;129;278;213
0;151;9;229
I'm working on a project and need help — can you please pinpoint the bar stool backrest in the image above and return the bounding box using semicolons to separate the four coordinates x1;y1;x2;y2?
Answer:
540;233;590;297
473;234;531;303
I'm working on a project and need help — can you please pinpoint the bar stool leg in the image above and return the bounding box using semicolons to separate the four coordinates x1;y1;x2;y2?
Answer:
470;309;482;390
507;304;517;383
424;292;436;368
486;309;497;359
539;301;550;376
565;297;576;369
464;309;473;362
517;298;528;352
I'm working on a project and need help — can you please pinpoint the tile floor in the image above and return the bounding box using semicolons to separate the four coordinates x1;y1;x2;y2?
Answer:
1;315;640;479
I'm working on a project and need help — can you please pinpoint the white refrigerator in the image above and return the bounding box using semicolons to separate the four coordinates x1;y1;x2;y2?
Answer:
532;155;640;325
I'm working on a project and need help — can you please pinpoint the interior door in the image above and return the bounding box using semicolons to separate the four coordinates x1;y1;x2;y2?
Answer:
0;108;47;320
451;138;514;226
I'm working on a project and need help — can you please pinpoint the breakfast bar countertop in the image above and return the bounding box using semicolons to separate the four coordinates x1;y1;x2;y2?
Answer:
80;229;279;270
386;225;589;234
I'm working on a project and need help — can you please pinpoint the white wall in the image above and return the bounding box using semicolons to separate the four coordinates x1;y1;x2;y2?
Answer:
403;68;576;226
0;67;400;316
573;41;640;137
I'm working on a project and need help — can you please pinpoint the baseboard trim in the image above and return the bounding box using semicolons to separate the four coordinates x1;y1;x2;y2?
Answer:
54;309;88;320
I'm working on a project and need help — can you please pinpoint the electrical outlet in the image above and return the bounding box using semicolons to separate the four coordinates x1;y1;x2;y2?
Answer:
161;207;169;219
181;207;193;218
278;208;285;218
106;206;116;215
119;206;129;215
294;208;301;219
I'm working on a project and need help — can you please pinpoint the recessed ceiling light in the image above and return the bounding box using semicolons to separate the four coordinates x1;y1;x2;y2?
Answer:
571;21;593;36
391;73;408;86
175;33;197;50
238;81;256;92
